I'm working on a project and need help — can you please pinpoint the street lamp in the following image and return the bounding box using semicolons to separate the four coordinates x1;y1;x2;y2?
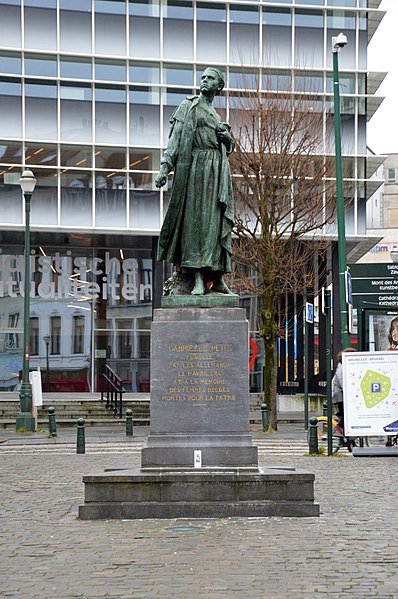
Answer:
16;169;37;432
332;32;350;350
43;334;51;384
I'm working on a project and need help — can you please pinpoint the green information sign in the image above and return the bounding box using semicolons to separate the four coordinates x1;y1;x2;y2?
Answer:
349;264;398;278
348;263;398;308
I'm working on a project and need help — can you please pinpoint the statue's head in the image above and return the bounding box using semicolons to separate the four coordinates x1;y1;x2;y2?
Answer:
201;67;225;96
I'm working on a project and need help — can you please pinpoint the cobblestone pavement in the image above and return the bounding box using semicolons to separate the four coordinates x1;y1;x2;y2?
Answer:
1;432;398;599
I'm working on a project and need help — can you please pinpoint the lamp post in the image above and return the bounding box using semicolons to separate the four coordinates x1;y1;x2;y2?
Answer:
43;334;51;384
332;32;350;350
16;169;37;432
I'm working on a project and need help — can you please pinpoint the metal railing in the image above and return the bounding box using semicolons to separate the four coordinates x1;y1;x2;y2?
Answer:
100;365;126;419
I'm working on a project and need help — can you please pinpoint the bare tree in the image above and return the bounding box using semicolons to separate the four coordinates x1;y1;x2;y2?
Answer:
228;79;335;431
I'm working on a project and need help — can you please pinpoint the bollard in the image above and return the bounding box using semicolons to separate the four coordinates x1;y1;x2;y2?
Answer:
323;402;327;417
308;416;319;454
260;403;269;432
76;417;85;454
48;406;57;437
125;408;133;437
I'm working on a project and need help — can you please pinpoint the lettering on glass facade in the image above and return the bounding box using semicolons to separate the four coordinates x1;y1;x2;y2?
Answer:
0;251;152;302
0;252;152;302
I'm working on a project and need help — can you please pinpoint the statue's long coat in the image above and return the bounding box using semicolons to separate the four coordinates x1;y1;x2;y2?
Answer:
157;96;234;273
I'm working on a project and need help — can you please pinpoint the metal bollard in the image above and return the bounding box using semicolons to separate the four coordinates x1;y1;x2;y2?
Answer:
308;416;319;454
48;406;57;437
323;402;327;417
76;417;85;454
125;409;133;437
260;403;269;432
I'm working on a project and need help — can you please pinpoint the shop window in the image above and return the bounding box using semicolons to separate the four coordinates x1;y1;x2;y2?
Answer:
73;315;85;354
50;315;61;355
30;317;39;356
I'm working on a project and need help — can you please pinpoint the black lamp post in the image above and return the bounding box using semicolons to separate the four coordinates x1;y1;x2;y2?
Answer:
16;169;37;432
44;334;51;384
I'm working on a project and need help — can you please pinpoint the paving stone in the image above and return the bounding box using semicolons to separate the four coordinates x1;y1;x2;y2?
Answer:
1;434;398;597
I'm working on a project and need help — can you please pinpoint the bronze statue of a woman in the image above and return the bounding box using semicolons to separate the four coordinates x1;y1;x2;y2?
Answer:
155;67;235;296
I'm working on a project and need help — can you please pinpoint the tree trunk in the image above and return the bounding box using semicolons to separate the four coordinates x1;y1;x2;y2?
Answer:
261;292;278;431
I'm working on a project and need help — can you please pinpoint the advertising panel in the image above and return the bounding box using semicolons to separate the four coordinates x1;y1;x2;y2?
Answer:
343;351;398;436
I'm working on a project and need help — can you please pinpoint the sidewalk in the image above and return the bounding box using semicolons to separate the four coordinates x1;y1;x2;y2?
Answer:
0;419;309;446
0;410;311;442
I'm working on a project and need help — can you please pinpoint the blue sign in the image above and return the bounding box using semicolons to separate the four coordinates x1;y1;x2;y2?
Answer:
305;302;314;324
345;271;353;306
371;382;381;393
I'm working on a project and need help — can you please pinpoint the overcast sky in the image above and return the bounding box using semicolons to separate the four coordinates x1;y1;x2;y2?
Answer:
367;0;398;155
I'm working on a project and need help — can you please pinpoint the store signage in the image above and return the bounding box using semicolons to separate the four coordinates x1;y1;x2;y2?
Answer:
0;252;152;302
343;351;398;436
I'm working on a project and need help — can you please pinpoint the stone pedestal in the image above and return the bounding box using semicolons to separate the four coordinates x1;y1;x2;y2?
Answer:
141;306;258;469
79;467;319;519
79;301;319;519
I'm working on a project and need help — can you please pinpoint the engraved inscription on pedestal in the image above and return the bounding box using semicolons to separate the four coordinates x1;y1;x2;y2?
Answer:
141;307;258;468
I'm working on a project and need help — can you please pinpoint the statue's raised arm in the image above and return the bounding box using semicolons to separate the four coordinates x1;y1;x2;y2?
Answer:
156;67;236;297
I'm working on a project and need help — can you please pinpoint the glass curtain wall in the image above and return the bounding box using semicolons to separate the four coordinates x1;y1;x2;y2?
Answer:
0;0;374;236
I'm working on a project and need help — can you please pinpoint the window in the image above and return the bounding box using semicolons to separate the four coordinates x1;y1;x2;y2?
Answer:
388;169;396;184
50;315;61;355
73;315;85;354
6;313;19;351
30;317;39;356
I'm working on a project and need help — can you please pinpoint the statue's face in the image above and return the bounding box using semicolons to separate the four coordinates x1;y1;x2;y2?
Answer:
200;69;222;96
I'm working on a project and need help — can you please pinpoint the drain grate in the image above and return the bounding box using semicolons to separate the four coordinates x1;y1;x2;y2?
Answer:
165;526;203;532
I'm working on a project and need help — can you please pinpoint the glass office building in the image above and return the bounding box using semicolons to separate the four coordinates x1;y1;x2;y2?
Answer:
0;0;385;393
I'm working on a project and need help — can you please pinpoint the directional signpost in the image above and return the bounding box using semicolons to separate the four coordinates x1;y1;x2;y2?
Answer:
349;263;398;309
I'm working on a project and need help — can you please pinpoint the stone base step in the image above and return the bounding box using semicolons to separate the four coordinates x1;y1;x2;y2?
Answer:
79;466;319;520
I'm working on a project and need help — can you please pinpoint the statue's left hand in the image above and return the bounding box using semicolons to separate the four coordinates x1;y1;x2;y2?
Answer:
216;128;232;146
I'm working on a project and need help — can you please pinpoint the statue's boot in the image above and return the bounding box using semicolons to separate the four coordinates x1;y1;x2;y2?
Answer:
191;273;205;295
212;276;236;295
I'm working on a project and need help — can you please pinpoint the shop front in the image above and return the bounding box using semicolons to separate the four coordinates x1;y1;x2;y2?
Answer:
0;235;154;393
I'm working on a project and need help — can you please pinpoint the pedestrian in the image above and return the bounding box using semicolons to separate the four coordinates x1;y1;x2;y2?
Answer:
155;67;236;296
332;347;357;436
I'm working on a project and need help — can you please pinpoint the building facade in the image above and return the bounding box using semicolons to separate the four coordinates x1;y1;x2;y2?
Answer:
0;0;385;393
